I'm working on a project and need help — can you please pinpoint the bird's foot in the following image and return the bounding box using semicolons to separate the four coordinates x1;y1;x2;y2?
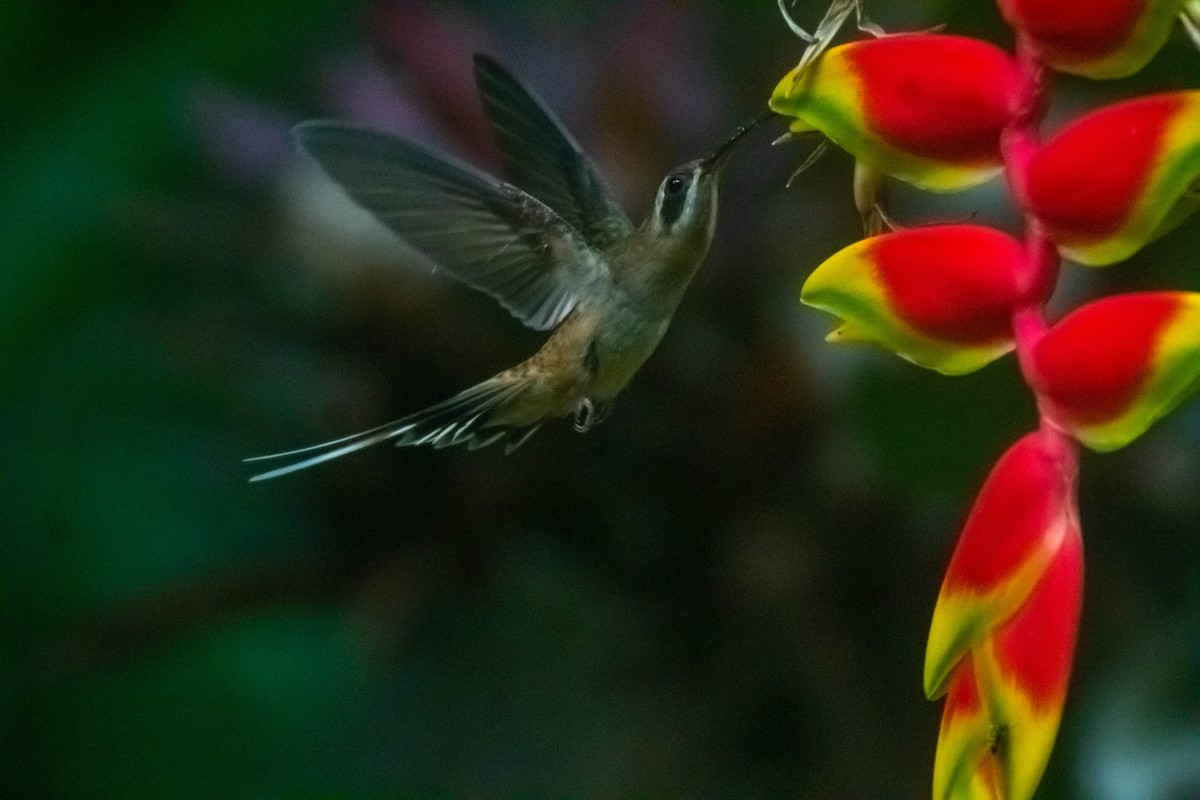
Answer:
573;398;614;433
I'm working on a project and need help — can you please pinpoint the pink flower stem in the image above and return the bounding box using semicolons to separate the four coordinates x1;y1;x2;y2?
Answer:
1002;35;1075;460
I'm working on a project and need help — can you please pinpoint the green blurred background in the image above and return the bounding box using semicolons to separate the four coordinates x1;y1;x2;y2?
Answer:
3;1;1198;797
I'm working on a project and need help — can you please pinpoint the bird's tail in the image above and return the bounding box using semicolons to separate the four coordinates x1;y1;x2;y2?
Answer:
246;375;541;481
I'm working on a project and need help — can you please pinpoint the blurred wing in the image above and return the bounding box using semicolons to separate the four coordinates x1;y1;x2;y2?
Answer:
295;121;604;330
474;54;633;251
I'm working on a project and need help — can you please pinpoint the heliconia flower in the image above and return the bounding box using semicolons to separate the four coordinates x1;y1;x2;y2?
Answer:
997;0;1185;79
769;35;1019;192
932;530;1083;800
926;431;1083;800
800;225;1033;375
1031;292;1200;451
1023;91;1200;266
924;432;1078;699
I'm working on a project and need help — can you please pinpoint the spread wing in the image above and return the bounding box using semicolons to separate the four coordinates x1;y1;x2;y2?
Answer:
294;121;605;331
473;54;633;252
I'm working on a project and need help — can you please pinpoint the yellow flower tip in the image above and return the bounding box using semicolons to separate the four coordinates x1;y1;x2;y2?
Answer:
787;117;817;135
770;58;822;106
825;322;869;344
770;68;798;104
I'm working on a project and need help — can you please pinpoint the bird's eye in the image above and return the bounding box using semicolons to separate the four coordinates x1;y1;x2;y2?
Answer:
659;172;691;228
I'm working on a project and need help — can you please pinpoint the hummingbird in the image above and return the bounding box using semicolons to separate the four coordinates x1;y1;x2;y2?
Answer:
248;54;771;481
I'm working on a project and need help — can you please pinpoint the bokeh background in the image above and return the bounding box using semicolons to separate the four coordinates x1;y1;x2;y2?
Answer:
3;1;1199;797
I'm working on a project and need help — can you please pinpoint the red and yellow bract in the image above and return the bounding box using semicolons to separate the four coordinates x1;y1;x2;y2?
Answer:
1024;92;1200;266
770;35;1018;192
1032;292;1200;450
927;433;1082;800
997;0;1186;78
801;226;1029;375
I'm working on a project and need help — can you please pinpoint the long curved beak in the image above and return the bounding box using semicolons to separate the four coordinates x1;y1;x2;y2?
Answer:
700;110;778;171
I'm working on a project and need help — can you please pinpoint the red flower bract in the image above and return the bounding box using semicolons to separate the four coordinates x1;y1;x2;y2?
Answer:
998;0;1145;58
992;530;1083;708
1025;93;1184;241
1033;292;1179;425
941;433;1069;596
925;431;1079;701
927;431;1082;800
851;35;1016;163
873;225;1027;344
997;0;1183;78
